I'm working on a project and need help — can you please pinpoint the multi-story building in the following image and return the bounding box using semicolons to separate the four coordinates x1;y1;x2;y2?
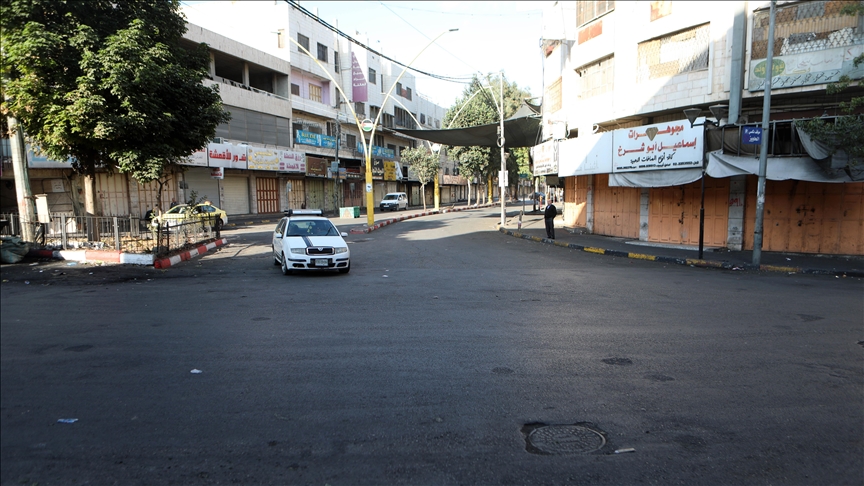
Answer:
538;0;863;255
181;0;461;213
0;2;460;221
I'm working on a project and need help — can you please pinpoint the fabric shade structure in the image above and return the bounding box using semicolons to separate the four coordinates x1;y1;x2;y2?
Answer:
392;101;543;148
706;150;858;182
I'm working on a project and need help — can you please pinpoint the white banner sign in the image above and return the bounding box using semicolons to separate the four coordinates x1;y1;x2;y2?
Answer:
279;150;306;173
207;142;248;169
558;132;613;177
612;119;703;173
180;147;208;167
532;140;558;176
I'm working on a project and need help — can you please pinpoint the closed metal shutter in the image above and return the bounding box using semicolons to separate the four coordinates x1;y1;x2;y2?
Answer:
223;176;250;215
183;168;220;206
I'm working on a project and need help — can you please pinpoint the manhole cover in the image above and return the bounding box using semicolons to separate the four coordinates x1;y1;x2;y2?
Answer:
526;425;606;455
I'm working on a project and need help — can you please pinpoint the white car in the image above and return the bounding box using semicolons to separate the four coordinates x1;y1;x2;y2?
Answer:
379;192;408;211
272;210;350;275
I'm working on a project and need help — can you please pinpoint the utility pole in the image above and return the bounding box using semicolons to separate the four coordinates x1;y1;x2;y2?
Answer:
753;0;776;267
6;114;36;242
499;73;506;227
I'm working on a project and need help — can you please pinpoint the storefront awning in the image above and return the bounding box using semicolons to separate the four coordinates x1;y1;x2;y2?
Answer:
609;168;704;187
392;101;542;148
706;150;856;183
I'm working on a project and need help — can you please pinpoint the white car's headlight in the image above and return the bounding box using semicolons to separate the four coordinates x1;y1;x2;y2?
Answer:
334;247;348;254
289;248;306;255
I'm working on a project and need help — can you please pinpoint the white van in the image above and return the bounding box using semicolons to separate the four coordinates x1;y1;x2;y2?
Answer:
379;192;408;211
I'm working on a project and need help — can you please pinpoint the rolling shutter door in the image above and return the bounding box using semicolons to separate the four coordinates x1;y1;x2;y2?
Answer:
222;176;250;215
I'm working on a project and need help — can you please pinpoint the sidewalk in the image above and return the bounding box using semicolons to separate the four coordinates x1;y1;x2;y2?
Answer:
500;208;864;277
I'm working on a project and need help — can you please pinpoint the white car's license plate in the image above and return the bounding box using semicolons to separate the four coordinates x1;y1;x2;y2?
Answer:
314;259;329;267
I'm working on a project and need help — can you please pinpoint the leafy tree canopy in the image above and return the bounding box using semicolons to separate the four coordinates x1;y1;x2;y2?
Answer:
796;3;863;164
1;0;230;182
443;73;532;195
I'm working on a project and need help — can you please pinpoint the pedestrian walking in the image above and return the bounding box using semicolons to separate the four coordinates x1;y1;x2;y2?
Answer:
170;198;179;208
544;202;557;239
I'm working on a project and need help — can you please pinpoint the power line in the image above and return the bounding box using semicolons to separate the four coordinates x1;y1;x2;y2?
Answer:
377;1;479;75
285;0;474;84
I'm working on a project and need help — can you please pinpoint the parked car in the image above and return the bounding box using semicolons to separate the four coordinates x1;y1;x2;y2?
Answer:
272;209;350;275
151;203;227;229
379;192;408;211
526;192;545;202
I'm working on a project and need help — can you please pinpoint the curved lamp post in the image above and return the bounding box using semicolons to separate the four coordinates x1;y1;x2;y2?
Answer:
289;28;457;227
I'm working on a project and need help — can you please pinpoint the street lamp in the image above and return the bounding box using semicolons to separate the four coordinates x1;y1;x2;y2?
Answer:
683;104;728;260
289;28;457;227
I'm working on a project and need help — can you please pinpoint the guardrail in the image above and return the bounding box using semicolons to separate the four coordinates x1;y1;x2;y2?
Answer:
0;213;220;256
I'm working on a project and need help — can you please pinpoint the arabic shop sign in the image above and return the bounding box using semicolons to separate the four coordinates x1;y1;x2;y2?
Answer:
295;129;337;149
748;44;864;92
612;119;703;173
356;143;395;159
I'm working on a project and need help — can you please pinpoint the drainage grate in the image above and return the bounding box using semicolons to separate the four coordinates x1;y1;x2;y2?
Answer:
524;424;607;455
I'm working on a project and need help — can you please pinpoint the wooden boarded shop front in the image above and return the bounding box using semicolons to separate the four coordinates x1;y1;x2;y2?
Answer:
742;178;863;255
592;173;640;238
648;176;729;247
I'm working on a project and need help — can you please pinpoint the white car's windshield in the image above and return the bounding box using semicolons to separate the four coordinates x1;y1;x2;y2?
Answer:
286;220;337;237
383;194;398;200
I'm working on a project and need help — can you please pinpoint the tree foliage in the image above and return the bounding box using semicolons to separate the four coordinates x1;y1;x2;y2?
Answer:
796;3;863;163
401;146;439;210
0;0;230;182
443;73;532;203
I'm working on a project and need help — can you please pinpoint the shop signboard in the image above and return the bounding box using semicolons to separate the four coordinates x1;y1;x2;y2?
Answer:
612;119;703;173
180;147;208;167
295;130;337;149
207;141;248;169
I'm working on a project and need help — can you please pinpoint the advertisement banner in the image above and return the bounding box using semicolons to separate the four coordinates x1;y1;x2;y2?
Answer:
180;147;208;167
210;167;224;179
207;142;248;169
295;130;337;149
749;44;864;92
351;52;368;103
612;119;703;173
384;161;398;181
532;140;558;176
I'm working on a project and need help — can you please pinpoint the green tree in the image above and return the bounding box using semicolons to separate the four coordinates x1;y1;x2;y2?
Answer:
444;73;532;205
1;0;230;211
796;3;863;167
401;146;439;211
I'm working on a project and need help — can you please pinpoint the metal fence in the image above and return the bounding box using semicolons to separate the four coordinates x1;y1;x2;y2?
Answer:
0;213;219;256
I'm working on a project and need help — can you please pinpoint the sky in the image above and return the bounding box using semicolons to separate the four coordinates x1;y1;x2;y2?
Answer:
288;1;547;108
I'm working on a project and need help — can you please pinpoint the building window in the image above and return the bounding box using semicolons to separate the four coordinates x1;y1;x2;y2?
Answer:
368;68;376;84
345;133;357;148
394;107;416;129
308;84;322;102
370;105;380;121
752;1;862;60
420;113;426;124
396;82;402;96
577;1;614;27
277;29;285;49
297;33;310;52
380;74;384;93
317;43;328;62
374;134;384;147
576;55;614;98
334;51;340;72
545;77;562;113
381;113;393;128
354;102;365;116
291;83;300;96
405;87;412;100
636;23;709;82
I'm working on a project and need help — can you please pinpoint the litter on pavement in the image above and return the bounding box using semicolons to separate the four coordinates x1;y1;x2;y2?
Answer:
190;369;203;374
57;418;78;424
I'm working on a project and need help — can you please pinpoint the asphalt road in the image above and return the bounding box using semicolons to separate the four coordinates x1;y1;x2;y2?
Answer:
2;208;862;485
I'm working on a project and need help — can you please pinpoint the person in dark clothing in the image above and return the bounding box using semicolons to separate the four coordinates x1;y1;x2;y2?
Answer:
544;203;557;239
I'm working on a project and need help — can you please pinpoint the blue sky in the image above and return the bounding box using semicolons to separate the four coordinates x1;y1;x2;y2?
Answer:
297;1;546;107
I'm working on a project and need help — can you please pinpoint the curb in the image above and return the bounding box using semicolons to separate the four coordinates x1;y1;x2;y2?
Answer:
349;204;495;234
27;248;155;265
497;227;864;278
153;238;228;269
